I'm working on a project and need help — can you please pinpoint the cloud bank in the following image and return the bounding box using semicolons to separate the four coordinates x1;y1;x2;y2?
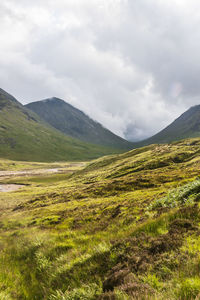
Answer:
1;0;200;140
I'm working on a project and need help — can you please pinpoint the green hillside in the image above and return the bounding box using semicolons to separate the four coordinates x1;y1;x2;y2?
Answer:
25;97;133;149
0;138;200;299
0;89;124;162
135;105;200;147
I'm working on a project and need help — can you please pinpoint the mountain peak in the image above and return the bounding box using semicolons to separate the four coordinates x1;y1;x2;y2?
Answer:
41;97;65;104
26;98;133;149
0;88;124;161
187;104;200;112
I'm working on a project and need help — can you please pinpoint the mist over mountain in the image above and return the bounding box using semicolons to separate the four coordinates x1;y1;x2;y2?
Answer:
26;98;133;149
135;105;200;147
25;95;200;150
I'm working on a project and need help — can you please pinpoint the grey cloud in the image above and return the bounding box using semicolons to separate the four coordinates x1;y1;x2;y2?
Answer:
0;0;200;140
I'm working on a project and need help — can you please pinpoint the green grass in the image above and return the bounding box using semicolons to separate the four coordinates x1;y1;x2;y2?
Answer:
134;105;200;147
0;138;200;299
0;90;125;162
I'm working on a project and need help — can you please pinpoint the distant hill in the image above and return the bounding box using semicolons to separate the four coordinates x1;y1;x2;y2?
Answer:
25;97;133;149
0;88;124;162
134;105;200;147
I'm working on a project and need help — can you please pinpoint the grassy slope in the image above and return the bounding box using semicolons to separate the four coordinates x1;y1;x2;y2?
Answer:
0;89;123;162
0;159;83;171
25;98;133;150
134;105;200;147
0;138;200;299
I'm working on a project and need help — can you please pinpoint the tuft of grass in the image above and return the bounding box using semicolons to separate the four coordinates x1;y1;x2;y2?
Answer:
148;178;200;210
176;277;200;299
49;284;101;300
142;274;162;290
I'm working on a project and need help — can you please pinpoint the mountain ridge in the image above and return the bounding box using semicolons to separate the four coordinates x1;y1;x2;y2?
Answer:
0;88;124;162
134;104;200;147
25;97;133;149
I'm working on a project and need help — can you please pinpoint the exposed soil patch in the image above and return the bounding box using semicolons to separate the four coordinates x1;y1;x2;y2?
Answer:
0;162;85;179
101;205;200;298
0;184;24;192
0;168;63;178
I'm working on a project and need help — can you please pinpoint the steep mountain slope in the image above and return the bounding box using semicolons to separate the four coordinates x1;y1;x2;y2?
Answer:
0;89;122;162
135;105;200;147
25;97;133;149
1;138;200;299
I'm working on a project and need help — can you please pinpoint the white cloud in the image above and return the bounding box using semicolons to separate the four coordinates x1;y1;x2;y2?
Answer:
0;0;200;140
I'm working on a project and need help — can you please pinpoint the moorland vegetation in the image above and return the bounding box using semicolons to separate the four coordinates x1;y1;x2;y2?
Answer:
0;138;200;299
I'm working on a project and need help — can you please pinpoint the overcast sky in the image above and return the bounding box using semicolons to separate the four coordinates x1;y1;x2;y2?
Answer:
1;0;200;141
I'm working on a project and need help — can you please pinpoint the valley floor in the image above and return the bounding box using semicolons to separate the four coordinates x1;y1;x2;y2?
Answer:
0;139;200;299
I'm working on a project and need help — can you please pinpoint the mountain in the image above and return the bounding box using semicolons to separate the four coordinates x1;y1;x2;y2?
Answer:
25;97;133;149
0;88;124;162
135;105;200;147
